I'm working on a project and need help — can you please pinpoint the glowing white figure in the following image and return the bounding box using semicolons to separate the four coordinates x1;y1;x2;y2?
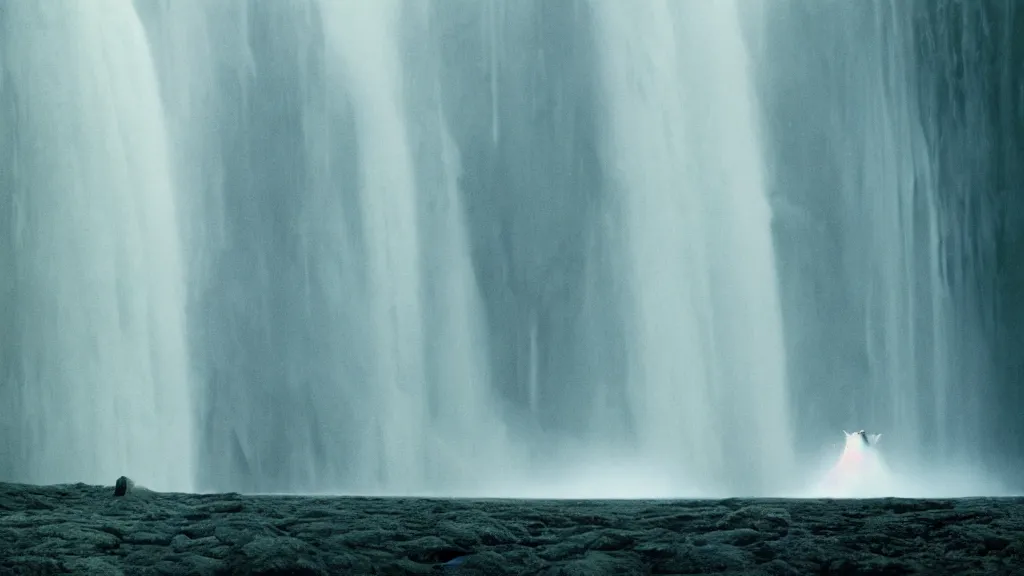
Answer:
820;430;886;496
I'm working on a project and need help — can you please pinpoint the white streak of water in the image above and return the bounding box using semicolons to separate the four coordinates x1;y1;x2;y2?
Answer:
591;0;794;494
1;0;193;490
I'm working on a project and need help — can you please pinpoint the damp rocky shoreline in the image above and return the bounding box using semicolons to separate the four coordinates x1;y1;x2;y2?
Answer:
1;481;1022;575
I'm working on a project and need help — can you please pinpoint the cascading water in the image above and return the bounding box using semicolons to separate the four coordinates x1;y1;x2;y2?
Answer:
315;0;518;494
0;1;194;491
321;0;433;493
590;0;794;495
134;0;520;495
2;0;1020;496
751;1;1005;490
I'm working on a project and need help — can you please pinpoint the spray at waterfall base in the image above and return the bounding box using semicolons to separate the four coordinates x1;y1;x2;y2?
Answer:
793;430;1012;499
473;430;1010;500
811;430;889;498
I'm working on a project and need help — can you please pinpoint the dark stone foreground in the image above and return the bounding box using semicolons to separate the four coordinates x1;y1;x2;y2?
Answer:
1;482;1023;575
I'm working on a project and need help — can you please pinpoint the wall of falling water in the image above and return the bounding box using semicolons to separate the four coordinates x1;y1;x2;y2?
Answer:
0;1;194;491
2;0;1023;495
139;0;521;494
590;0;794;495
750;1;1022;482
751;1;955;462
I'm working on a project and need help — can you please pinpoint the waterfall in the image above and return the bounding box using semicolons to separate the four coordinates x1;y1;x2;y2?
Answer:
752;1;1000;479
0;1;194;490
591;0;793;495
2;0;1019;495
314;0;517;493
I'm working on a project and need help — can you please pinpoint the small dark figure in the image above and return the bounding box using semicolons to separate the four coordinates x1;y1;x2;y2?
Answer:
114;476;129;497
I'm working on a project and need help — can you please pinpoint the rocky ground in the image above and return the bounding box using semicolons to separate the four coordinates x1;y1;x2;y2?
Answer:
1;481;1022;575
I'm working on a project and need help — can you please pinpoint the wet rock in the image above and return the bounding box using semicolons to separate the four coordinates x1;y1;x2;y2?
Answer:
230;536;329;576
113;476;132;497
0;482;1021;575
